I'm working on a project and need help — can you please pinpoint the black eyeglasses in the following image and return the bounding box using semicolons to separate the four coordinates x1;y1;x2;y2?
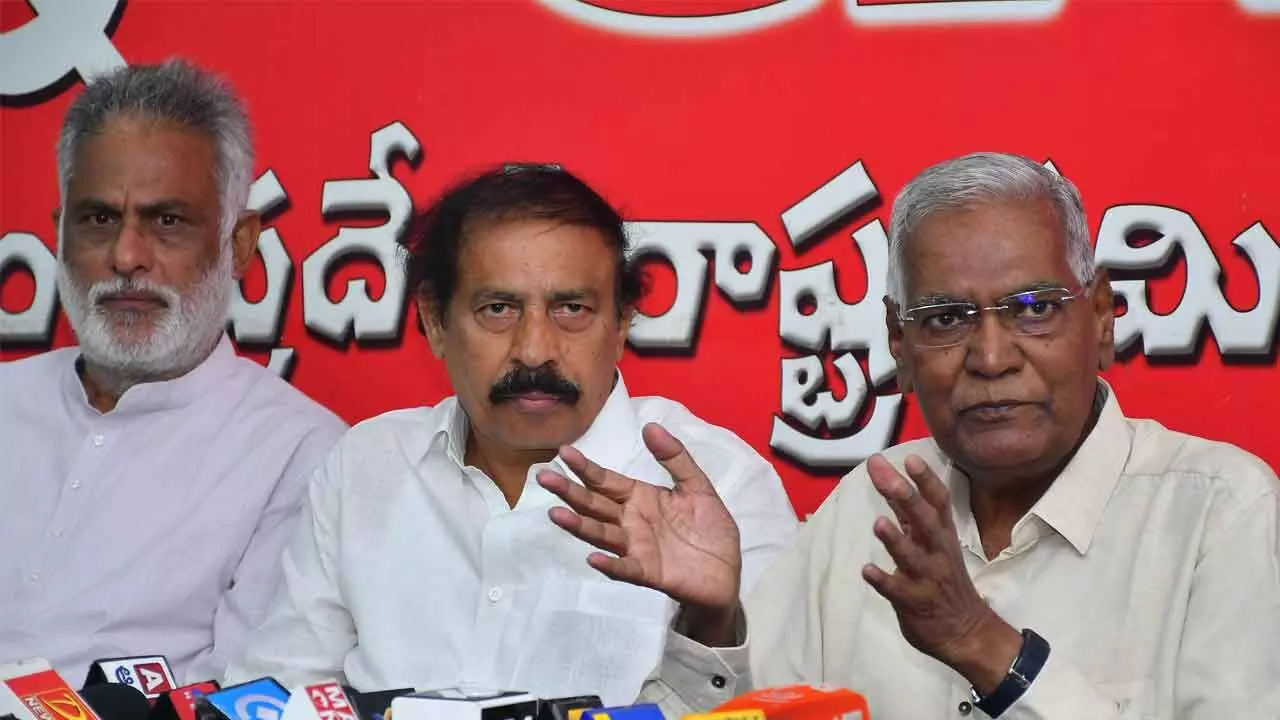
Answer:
897;286;1086;349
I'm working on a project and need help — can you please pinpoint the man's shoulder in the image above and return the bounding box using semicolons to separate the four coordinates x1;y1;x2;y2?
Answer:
628;394;770;470
223;356;347;435
1123;415;1279;501
0;347;77;383
0;348;78;410
334;398;457;457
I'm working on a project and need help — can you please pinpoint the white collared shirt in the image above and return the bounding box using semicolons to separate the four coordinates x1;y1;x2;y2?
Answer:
0;336;347;685
748;382;1280;719
227;376;797;712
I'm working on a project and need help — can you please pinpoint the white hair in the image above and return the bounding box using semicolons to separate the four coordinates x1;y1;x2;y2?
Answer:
886;152;1094;305
56;58;253;244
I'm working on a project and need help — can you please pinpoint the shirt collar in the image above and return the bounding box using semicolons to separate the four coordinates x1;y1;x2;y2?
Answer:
64;334;240;417
431;370;644;474
1024;379;1131;555
946;379;1132;556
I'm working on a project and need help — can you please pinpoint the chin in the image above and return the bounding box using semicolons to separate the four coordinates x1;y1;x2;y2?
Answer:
955;430;1053;471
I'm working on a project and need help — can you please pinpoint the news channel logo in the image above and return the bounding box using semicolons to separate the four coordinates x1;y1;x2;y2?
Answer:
113;667;135;685
205;679;290;720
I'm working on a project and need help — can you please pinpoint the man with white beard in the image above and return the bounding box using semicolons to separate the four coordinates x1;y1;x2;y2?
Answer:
0;60;346;684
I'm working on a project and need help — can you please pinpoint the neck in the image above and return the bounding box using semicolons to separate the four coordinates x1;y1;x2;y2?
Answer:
76;339;216;413
464;432;557;508
964;384;1106;560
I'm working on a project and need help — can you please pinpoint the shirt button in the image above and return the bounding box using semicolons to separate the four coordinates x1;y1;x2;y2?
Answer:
958;700;973;716
710;675;726;689
49;529;63;538
70;481;82;490
92;434;104;447
28;572;41;583
486;587;503;603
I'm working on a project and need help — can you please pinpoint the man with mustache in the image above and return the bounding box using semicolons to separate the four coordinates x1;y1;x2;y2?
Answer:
228;165;798;714
0;61;345;682
543;153;1280;718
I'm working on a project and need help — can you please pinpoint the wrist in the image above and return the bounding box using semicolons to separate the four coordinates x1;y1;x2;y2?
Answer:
680;602;740;648
942;611;1023;695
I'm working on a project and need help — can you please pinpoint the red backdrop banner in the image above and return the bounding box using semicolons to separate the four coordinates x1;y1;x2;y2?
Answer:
2;0;1278;515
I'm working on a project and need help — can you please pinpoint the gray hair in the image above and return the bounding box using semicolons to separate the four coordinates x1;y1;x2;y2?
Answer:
56;59;254;244
886;152;1094;305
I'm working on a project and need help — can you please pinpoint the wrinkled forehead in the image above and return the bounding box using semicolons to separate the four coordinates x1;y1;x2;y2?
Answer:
901;198;1076;305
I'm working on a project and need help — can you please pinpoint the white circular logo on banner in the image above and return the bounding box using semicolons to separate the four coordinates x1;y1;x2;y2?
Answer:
0;0;127;98
534;0;822;37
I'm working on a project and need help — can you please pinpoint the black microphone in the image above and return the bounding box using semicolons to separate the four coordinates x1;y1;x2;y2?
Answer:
80;683;152;720
343;689;413;720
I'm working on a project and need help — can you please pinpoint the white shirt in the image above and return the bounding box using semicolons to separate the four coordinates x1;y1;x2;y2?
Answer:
0;336;347;685
227;376;797;713
747;383;1280;719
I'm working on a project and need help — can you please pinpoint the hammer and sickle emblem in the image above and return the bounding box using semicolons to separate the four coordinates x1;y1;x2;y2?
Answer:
0;0;128;98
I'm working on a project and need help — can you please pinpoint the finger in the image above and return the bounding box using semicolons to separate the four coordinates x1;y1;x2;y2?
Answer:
872;516;927;577
558;445;635;504
547;507;628;556
642;423;715;495
861;562;908;602
536;468;622;524
585;552;651;588
904;454;954;531
867;454;942;546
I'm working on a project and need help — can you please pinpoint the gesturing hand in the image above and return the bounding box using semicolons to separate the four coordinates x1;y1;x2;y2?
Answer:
535;422;742;615
861;454;1021;693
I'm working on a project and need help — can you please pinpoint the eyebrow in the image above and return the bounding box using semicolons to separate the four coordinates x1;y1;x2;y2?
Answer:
70;198;200;216
471;289;523;304
549;289;597;303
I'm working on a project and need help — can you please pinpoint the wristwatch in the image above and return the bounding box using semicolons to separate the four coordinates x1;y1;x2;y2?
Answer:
970;628;1051;718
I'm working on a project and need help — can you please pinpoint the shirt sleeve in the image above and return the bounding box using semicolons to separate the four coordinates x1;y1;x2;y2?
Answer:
221;443;358;687
639;612;751;717
186;418;345;684
643;450;798;715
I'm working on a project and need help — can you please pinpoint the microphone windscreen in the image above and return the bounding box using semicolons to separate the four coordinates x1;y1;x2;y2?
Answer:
81;684;151;720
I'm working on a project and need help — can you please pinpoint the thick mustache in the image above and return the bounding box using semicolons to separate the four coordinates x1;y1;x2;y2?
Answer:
489;364;581;404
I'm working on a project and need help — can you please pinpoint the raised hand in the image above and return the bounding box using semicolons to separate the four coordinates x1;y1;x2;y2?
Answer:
536;423;742;620
861;454;1022;694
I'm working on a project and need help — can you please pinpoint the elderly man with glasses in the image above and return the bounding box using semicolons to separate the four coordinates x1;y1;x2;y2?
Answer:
544;152;1280;720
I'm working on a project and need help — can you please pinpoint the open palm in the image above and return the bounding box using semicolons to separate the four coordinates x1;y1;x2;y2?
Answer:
536;422;741;611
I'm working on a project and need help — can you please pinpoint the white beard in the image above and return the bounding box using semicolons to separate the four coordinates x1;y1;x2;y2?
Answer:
57;246;233;380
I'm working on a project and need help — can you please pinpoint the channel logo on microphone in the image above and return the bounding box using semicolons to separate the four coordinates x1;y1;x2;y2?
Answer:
204;678;290;720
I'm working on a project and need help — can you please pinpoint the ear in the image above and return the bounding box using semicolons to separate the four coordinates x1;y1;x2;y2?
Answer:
614;305;634;358
884;296;914;394
418;294;447;360
229;212;262;279
1090;269;1116;370
52;208;62;229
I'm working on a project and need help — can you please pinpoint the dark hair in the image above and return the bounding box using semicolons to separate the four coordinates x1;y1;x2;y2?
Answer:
401;164;644;322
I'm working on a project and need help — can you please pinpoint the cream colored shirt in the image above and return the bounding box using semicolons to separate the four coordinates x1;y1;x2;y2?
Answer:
228;375;797;716
748;383;1280;719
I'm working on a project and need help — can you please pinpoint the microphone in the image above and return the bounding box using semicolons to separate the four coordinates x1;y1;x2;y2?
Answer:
343;689;412;720
280;681;357;720
80;684;151;720
84;658;178;702
148;683;221;720
1;658;101;720
389;689;538;720
201;679;290;720
535;696;601;720
579;705;662;720
711;685;870;720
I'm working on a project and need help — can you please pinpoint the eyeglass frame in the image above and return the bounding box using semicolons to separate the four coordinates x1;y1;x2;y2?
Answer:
893;283;1092;349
